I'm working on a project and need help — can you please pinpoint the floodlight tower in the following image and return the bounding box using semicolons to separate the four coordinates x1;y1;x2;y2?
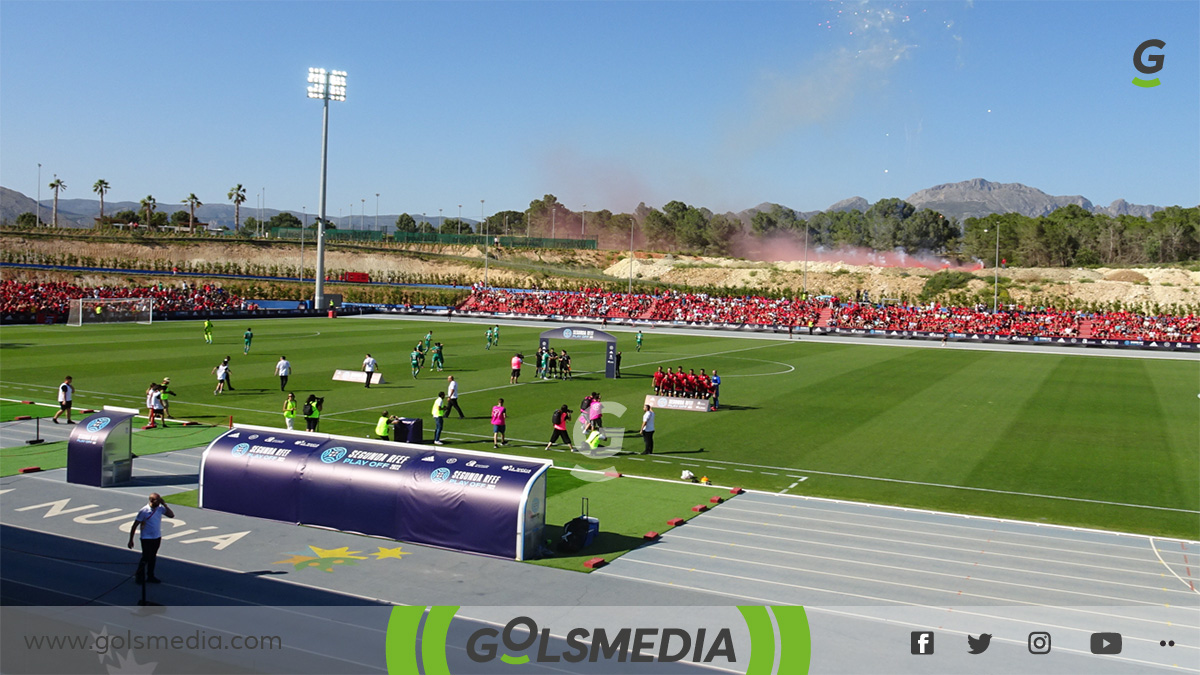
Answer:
307;67;346;310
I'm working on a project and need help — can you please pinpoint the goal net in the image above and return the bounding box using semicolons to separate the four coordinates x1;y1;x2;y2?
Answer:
67;298;154;326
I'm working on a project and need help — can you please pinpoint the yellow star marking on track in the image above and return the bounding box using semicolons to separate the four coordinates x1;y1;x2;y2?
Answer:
373;546;411;560
309;546;369;560
274;554;317;565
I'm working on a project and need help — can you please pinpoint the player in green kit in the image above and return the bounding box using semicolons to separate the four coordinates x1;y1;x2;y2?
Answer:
243;328;253;354
485;327;493;350
636;330;643;351
410;346;421;378
432;342;445;371
424;331;433;351
492;325;500;346
415;341;427;368
204;319;213;344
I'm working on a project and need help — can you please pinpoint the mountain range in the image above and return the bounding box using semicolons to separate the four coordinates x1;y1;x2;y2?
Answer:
0;179;1174;230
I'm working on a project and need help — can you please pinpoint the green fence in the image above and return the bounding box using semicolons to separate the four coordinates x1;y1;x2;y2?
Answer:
391;232;597;250
270;227;384;242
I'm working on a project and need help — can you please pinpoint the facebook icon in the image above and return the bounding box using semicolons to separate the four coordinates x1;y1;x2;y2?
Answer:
911;631;935;655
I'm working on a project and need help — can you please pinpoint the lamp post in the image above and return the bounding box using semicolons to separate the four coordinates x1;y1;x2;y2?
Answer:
993;224;1001;312
36;163;41;227
439;208;443;232
375;193;379;231
482;199;488;286
551;206;556;240
262;186;266;236
300;207;306;282
458;204;462;235
802;222;810;299
628;217;635;295
307;67;347;310
582;204;586;238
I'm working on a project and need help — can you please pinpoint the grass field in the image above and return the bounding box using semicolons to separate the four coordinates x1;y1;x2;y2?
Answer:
1;316;1196;539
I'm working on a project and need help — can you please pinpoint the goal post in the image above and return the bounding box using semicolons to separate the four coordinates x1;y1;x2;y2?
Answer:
67;298;154;326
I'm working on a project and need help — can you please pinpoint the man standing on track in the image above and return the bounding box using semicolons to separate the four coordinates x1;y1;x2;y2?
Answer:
431;392;448;445
128;493;174;585
52;376;74;424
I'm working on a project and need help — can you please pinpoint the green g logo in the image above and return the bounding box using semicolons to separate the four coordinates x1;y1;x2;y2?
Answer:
1132;39;1165;88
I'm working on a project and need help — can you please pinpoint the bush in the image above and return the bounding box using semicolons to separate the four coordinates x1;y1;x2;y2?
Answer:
919;270;975;302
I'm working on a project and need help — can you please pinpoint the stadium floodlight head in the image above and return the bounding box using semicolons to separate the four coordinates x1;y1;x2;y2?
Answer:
307;68;347;101
307;67;348;310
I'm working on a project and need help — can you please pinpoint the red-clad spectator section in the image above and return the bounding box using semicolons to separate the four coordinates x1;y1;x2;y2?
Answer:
459;287;1198;343
0;280;253;316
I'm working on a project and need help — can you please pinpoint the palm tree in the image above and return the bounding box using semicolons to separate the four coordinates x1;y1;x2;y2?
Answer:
48;177;66;227
228;184;246;229
92;179;110;224
183;193;203;234
140;195;157;230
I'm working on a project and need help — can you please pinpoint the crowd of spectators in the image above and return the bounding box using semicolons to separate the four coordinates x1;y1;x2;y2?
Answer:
1088;312;1200;342
0;280;252;315
460;287;1198;343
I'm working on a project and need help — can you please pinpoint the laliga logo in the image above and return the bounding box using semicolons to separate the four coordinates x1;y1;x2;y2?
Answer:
1132;39;1164;87
320;447;347;463
86;417;111;433
231;443;250;456
466;616;735;666
563;328;574;338
430;467;450;483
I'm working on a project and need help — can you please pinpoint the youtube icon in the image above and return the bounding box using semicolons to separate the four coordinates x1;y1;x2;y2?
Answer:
1090;632;1122;655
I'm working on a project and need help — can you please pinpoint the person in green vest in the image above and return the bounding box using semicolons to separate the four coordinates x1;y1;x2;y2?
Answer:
203;319;213;344
159;378;175;423
375;411;398;440
431;392;448;445
303;395;322;432
282;392;297;430
243;327;253;354
636;330;643;351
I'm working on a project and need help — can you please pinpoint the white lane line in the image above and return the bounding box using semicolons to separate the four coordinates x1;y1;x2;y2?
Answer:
659;531;1196;602
1150;537;1200;595
611;556;1183;629
714;504;1163;558
719;501;1162;552
696;512;1165;565
680;521;1174;580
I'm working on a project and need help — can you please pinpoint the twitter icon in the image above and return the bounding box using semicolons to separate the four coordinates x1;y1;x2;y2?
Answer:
967;634;992;654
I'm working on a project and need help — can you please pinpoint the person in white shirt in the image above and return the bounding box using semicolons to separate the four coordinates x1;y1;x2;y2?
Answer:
52;376;74;424
362;353;378;388
127;493;174;584
275;356;292;391
212;361;229;394
640;404;655;455
446;375;465;419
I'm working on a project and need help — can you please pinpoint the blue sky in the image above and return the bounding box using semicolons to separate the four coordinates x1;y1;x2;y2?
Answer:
1;1;1196;220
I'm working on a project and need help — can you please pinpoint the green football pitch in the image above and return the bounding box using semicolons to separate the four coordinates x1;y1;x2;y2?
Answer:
1;316;1196;539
